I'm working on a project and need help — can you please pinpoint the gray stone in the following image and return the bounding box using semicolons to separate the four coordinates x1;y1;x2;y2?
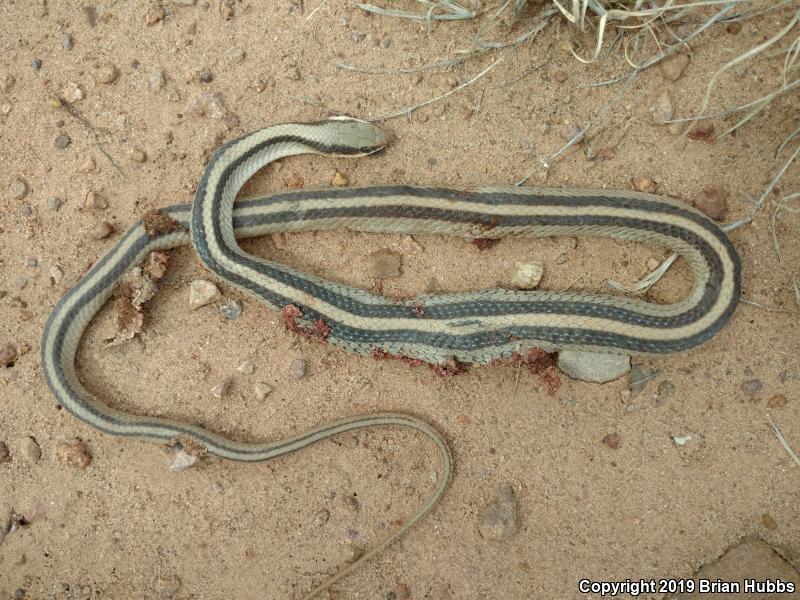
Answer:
477;483;517;541
558;350;631;383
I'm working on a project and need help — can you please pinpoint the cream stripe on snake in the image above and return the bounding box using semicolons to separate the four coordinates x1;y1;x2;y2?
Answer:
41;118;740;598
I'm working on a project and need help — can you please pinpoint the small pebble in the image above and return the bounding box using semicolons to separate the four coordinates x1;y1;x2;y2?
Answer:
49;266;64;286
211;379;232;399
55;133;72;149
47;196;62;210
220;299;242;320
156;574;182;598
0;343;18;367
366;249;402;279
173;0;198;6
146;7;166;26
650;91;673;125
253;383;272;400
95;63;119;84
62;33;74;50
672;434;693;446
56;439;91;468
227;47;246;64
26;257;38;268
0;441;10;463
558;350;631;383
726;22;743;35
290;358;306;380
20;437;41;462
343;495;359;512
31;58;42;70
237;361;255;375
313;508;330;527
84;191;107;209
78;157;96;173
687;120;715;141
660;53;689;81
91;222;115;240
694;186;728;220
602;433;621;449
10;177;29;200
655;380;675;404
130;148;147;163
646;257;660;271
477;483;518;540
761;514;778;530
392;584;411;600
632;175;656;193
0;100;12;116
63;82;84;102
149;69;166;92
331;172;349;187
342;544;363;563
220;2;234;19
741;379;763;398
198;68;213;83
169;449;198;472
188;279;221;310
767;394;787;408
187;93;227;119
82;5;97;26
511;261;543;289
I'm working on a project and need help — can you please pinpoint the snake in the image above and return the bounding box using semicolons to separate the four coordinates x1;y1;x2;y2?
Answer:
41;117;741;597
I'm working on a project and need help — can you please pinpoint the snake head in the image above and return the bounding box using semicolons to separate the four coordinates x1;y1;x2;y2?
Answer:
325;116;390;156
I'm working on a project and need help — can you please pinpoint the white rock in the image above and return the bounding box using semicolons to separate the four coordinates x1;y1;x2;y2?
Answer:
169;449;199;471
511;261;544;289
254;383;272;400
188;279;221;310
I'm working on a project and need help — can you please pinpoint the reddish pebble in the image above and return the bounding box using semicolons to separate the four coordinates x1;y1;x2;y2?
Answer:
602;433;621;449
694;186;729;220
56;439;92;468
687;120;715;141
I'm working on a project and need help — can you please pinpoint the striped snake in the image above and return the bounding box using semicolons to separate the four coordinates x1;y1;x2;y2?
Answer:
41;118;740;597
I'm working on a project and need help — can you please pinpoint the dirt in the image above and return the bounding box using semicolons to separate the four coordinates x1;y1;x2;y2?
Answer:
1;2;798;599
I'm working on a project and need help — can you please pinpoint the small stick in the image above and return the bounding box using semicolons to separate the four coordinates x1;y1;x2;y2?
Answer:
767;414;800;466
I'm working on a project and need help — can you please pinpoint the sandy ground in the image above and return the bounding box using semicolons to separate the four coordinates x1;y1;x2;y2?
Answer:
1;1;799;599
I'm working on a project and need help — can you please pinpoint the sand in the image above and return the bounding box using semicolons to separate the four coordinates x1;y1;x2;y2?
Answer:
1;2;798;599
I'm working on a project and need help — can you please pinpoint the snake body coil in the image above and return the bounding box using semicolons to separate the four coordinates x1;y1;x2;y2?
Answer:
41;118;740;597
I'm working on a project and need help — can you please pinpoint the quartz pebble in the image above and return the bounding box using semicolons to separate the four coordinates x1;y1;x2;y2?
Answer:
95;64;119;84
511;261;543;289
20;437;41;461
237;361;255;375
150;69;166;92
10;178;29;200
48;196;62;210
228;47;246;64
130;148;147;163
220;299;242;320
290;358;306;380
63;82;84;102
211;379;232;399
188;280;221;310
253;383;272;400
169;449;199;471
